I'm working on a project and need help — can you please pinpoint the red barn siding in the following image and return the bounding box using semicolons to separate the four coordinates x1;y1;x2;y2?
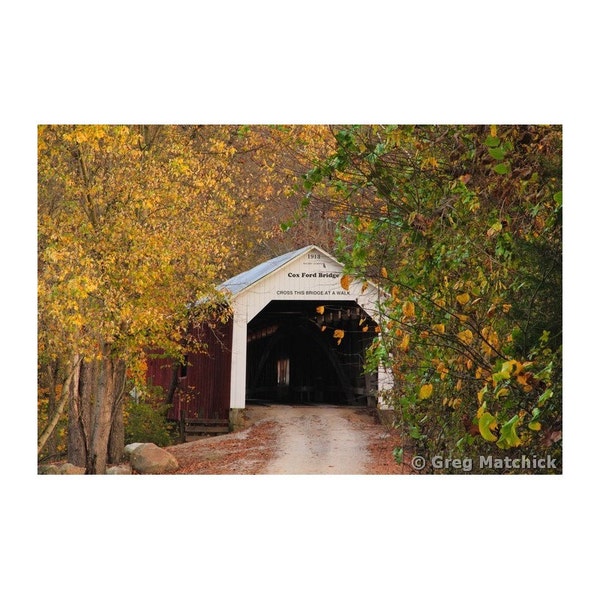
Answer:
146;319;233;423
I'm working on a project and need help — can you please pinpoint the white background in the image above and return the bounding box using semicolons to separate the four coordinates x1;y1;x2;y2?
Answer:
2;2;594;599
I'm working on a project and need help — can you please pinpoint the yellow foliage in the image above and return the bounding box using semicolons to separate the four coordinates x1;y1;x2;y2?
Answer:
456;292;470;305
436;362;449;380
432;323;445;334
399;334;410;352
340;274;352;291
478;412;499;442
481;326;500;359
419;383;433;399
402;301;415;319
477;385;487;404
38;124;271;374
457;329;474;345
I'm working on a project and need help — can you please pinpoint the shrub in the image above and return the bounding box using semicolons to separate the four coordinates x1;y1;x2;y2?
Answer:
124;399;177;447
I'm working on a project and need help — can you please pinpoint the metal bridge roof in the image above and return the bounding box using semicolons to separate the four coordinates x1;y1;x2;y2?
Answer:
219;245;322;297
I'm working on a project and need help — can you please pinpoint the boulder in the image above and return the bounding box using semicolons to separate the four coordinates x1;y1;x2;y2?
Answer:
129;443;179;474
106;464;132;475
38;464;60;474
124;442;145;458
58;463;86;475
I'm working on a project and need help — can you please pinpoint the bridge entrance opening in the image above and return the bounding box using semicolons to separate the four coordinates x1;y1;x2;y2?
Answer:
246;300;379;406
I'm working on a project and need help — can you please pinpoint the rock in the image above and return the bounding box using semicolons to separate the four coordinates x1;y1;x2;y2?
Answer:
106;464;132;475
124;442;145;457
58;463;86;474
129;443;179;474
38;464;60;474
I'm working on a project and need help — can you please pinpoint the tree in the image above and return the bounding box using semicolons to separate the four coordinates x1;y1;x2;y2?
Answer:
303;125;562;472
38;125;264;472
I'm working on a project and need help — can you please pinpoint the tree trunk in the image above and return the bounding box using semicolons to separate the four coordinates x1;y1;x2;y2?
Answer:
68;356;89;468
67;349;127;474
38;357;81;456
108;368;127;464
166;361;180;406
45;363;59;457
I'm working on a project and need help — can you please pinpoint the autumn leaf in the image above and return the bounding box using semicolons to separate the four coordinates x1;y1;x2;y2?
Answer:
478;412;498;442
381;266;388;278
402;301;415;318
486;221;503;237
456;292;470;305
436;362;448;380
315;305;325;315
477;385;488;404
432;323;445;334
399;333;410;352
528;408;542;431
418;383;433;399
340;274;352;290
457;329;473;345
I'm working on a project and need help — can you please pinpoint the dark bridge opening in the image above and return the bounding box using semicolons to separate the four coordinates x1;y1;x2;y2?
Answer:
246;300;378;406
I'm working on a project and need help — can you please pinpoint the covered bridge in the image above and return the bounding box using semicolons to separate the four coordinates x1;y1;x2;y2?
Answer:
147;245;392;432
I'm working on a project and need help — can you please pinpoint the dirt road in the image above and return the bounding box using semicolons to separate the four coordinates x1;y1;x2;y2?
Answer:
168;404;410;475
257;405;371;474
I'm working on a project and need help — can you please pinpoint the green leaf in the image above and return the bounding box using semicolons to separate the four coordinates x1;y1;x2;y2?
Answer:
393;447;404;465
409;425;423;440
496;415;522;449
528;408;542;431
553;191;562;208
538;388;553;406
494;162;510;175
488;146;506;160
478;412;498;442
485;135;501;148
